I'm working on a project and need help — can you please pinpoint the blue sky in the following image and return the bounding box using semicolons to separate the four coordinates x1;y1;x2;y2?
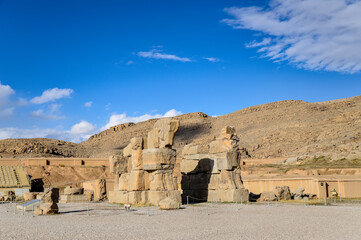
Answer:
0;0;360;142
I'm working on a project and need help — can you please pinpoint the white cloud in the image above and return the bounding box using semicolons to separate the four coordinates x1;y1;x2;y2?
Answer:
0;82;15;105
30;88;74;104
84;101;93;107
0;120;97;143
30;109;65;120
126;60;135;65
223;0;361;73
0;107;14;117
203;57;220;63
17;98;28;106
138;49;191;62
101;109;183;131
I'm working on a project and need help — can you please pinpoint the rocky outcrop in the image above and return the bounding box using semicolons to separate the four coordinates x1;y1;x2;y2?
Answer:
180;126;249;202
109;118;181;208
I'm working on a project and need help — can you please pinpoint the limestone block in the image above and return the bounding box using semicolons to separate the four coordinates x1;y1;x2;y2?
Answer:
123;144;133;157
129;170;145;191
149;170;176;191
233;169;244;189
148;191;168;205
182;144;200;156
159;197;180;210
221;126;235;139
275;186;291;200
34;203;58;215
59;194;88;203
64;186;83;195
110;191;129;204
143;148;176;170
208;174;219;190
127;156;133;172
144;171;150;190
207;190;220;202
180;160;198;174
128;191;143;204
219;188;249;202
209;140;232;154
131;149;143;170
218;170;236;190
215;151;239;170
130;137;143;150
154;118;180;148
109;155;127;174
167;190;182;204
94;179;106;201
24;192;36;201
259;191;277;202
147;128;161;149
118;173;129;191
42;188;59;203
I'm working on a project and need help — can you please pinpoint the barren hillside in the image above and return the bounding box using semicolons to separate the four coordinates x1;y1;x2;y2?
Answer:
1;96;360;160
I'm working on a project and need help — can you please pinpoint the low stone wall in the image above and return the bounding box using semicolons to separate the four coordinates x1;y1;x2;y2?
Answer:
0;158;109;167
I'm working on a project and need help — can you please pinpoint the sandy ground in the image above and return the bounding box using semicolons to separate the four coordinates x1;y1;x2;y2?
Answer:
1;202;361;240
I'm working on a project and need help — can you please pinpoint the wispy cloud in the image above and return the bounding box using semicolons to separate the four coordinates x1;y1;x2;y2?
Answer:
137;49;191;62
203;57;220;63
101;109;183;131
223;0;361;73
30;109;65;120
31;88;74;104
84;101;93;107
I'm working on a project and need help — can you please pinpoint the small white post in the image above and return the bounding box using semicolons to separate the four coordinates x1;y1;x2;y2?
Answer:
147;204;150;216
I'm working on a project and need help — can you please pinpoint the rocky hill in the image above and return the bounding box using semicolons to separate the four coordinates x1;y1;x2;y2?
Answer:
1;96;360;160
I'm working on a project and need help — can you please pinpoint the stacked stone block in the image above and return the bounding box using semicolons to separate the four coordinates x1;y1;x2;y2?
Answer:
109;119;181;206
180;126;249;202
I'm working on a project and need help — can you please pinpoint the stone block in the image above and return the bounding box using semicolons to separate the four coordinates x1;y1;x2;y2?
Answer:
218;170;236;190
167;190;182;204
34;203;58;215
153;119;180;148
259;191;277;202
180;160;198;174
159;197;180;210
219;188;249;202
208;174;219;190
128;191;142;204
129;170;145;191
182;144;200;156
149;170;176;191
118;173;129;191
209;140;232;154
143;148;176;170
148;191;168;205
24;192;36;201
59;194;88;203
131;149;143;170
109;190;129;204
215;151;239;170
147;128;161;149
207;190;221;202
63;186;83;195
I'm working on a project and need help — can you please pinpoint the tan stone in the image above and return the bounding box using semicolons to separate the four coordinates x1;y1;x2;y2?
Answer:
24;192;36;201
218;170;236;190
143;148;176;170
159;197;180;210
182;144;200;156
207;190;221;202
34;203;58;215
128;191;148;204
109;155;127;174
147;128;161;149
118;173;129;191
208;174;219;190
221;126;235;139
166;190;182;204
259;191;277;202
180;160;198;174
219;188;248;202
42;188;59;203
215;151;239;170
63;186;83;195
130;137;143;150
129;170;145;191
148;170;176;191
94;179;106;201
109;190;129;204
148;191;168;205
131;149;143;170
154;118;180;148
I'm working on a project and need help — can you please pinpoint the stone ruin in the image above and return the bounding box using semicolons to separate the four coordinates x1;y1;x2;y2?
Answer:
109;118;181;208
34;188;59;215
180;126;249;202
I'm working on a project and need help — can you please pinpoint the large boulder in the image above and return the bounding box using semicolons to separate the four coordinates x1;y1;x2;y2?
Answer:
293;187;305;200
64;186;83;195
34;203;59;215
159;197;180;210
274;186;291;200
259;191;277;201
24;192;36;201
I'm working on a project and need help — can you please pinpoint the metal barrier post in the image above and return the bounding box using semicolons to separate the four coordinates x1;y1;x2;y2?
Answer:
147;204;150;216
87;202;89;216
206;202;209;215
304;198;306;206
268;193;270;207
187;196;189;205
276;197;278;207
324;197;327;206
32;205;34;217
247;197;249;206
13;201;16;215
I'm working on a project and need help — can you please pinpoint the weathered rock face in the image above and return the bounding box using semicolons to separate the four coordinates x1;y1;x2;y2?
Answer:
180;126;249;203
293;187;305;200
109;119;181;208
34;188;59;215
159;197;181;210
274;186;291;200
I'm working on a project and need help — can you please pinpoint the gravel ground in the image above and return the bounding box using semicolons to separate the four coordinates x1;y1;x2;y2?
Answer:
1;202;361;240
